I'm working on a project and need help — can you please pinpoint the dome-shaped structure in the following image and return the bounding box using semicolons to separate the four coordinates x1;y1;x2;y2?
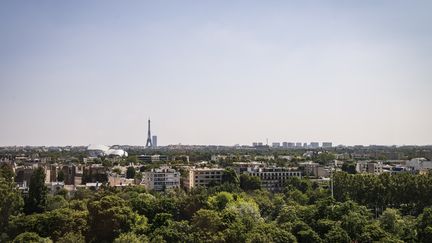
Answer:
87;144;128;157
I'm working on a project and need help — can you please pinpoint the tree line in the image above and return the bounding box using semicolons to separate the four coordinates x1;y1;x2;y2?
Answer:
1;163;432;242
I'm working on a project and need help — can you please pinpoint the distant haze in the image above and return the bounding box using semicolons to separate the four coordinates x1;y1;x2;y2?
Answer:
1;1;431;146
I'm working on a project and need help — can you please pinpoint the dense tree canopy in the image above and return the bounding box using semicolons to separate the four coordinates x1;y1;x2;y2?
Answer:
24;167;48;214
1;168;432;242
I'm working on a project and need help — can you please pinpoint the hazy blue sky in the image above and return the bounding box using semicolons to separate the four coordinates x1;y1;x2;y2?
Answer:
1;1;431;146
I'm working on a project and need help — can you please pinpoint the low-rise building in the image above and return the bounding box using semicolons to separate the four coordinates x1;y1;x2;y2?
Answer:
405;158;432;171
142;167;180;191
138;154;169;163
244;167;302;191
184;167;225;189
108;174;135;187
356;161;383;174
298;161;329;178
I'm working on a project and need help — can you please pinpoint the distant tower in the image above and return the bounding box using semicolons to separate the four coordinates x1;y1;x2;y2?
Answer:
146;119;153;148
152;135;158;148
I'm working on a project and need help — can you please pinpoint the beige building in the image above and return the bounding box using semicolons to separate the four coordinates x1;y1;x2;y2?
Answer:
299;162;329;178
356;161;384;174
183;167;225;189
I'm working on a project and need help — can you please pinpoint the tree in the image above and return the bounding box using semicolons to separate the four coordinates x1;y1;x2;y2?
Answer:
7;208;88;242
56;232;85;243
223;168;239;185
126;166;136;179
57;170;65;182
192;209;223;233
0;177;23;235
379;208;402;235
12;232;51;243
313;152;336;165
46;195;68;211
0;163;15;182
240;174;261;191
341;162;356;174
114;232;149;243
297;229;322;243
418;207;432;242
130;193;157;220
341;211;369;241
87;195;148;242
324;226;350;243
208;191;234;211
150;220;193;242
25;167;48;214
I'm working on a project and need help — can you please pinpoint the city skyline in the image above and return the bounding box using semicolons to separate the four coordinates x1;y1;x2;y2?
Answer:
1;1;432;146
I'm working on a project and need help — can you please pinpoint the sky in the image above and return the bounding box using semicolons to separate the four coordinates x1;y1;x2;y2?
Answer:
1;1;431;146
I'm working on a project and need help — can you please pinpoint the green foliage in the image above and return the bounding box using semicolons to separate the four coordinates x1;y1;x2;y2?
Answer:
57;170;65;182
46;195;68;211
240;174;261;191
324;226;350;243
379;208;403;234
0;163;15;182
341;162;356;174
0;177;23;233
87;195;148;242
313;152;336;165
334;172;432;213
25;167;48;214
192;209;223;233
12;232;52;243
8;208;88;241
208;191;234;211
150;220;192;242
114;232;149;243
130;193;157;219
223;168;239;185
4;166;432;243
126;166;136;179
418;207;432;242
56;232;85;243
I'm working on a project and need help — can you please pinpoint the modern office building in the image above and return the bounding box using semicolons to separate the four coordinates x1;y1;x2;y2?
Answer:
152;135;158;148
322;142;333;148
310;142;320;149
272;142;281;148
183;167;225;189
142;167;180;191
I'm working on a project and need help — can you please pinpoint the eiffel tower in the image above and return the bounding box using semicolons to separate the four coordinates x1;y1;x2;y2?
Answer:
145;118;153;148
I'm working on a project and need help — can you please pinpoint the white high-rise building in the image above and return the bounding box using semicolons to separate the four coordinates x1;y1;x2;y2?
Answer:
322;142;332;148
272;142;281;148
152;135;158;148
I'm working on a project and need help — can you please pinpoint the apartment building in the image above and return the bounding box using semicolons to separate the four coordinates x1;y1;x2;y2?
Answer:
142;167;180;191
356;161;384;174
244;167;302;191
184;167;225;189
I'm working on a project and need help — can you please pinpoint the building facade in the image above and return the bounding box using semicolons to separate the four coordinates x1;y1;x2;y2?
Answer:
184;167;225;189
142;167;180;191
244;167;302;191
